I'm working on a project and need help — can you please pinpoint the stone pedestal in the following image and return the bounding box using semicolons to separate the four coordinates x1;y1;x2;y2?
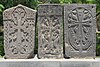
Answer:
0;59;100;67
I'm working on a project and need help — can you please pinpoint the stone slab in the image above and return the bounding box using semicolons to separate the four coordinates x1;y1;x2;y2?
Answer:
64;4;96;59
3;4;36;59
0;59;100;67
38;4;63;59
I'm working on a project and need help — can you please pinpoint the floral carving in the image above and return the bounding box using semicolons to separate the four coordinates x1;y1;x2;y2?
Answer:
38;5;63;59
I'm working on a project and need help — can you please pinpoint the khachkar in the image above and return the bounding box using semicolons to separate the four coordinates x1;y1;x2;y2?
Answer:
38;4;63;59
64;4;96;58
3;4;36;59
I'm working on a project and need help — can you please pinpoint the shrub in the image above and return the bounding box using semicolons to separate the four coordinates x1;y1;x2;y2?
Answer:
96;32;100;56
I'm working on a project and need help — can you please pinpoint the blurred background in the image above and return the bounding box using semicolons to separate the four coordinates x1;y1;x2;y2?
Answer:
0;0;100;57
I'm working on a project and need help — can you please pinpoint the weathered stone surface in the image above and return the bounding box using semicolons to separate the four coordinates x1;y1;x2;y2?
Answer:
0;59;100;67
3;4;36;59
64;4;96;58
38;4;63;59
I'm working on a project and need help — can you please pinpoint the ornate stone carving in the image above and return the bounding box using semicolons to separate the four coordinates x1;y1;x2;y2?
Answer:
64;4;96;58
38;4;63;59
3;4;36;59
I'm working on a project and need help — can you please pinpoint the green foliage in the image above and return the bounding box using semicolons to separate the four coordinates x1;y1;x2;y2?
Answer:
50;0;60;3
96;32;100;56
0;4;4;12
0;33;4;56
59;0;72;4
30;0;38;9
0;4;4;26
96;0;100;13
96;44;100;56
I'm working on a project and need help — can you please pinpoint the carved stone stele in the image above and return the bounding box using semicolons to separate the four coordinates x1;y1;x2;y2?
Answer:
38;4;63;59
64;4;96;59
3;4;36;59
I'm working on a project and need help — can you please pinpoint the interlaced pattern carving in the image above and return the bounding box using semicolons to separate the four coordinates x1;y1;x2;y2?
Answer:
4;5;36;59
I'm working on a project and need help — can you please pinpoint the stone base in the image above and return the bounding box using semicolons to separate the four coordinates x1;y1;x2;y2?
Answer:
0;59;100;67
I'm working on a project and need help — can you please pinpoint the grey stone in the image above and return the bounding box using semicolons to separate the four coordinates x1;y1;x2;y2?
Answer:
91;61;100;67
37;61;60;67
61;61;91;67
0;59;100;67
7;62;37;67
64;4;96;58
38;4;63;59
3;4;36;59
